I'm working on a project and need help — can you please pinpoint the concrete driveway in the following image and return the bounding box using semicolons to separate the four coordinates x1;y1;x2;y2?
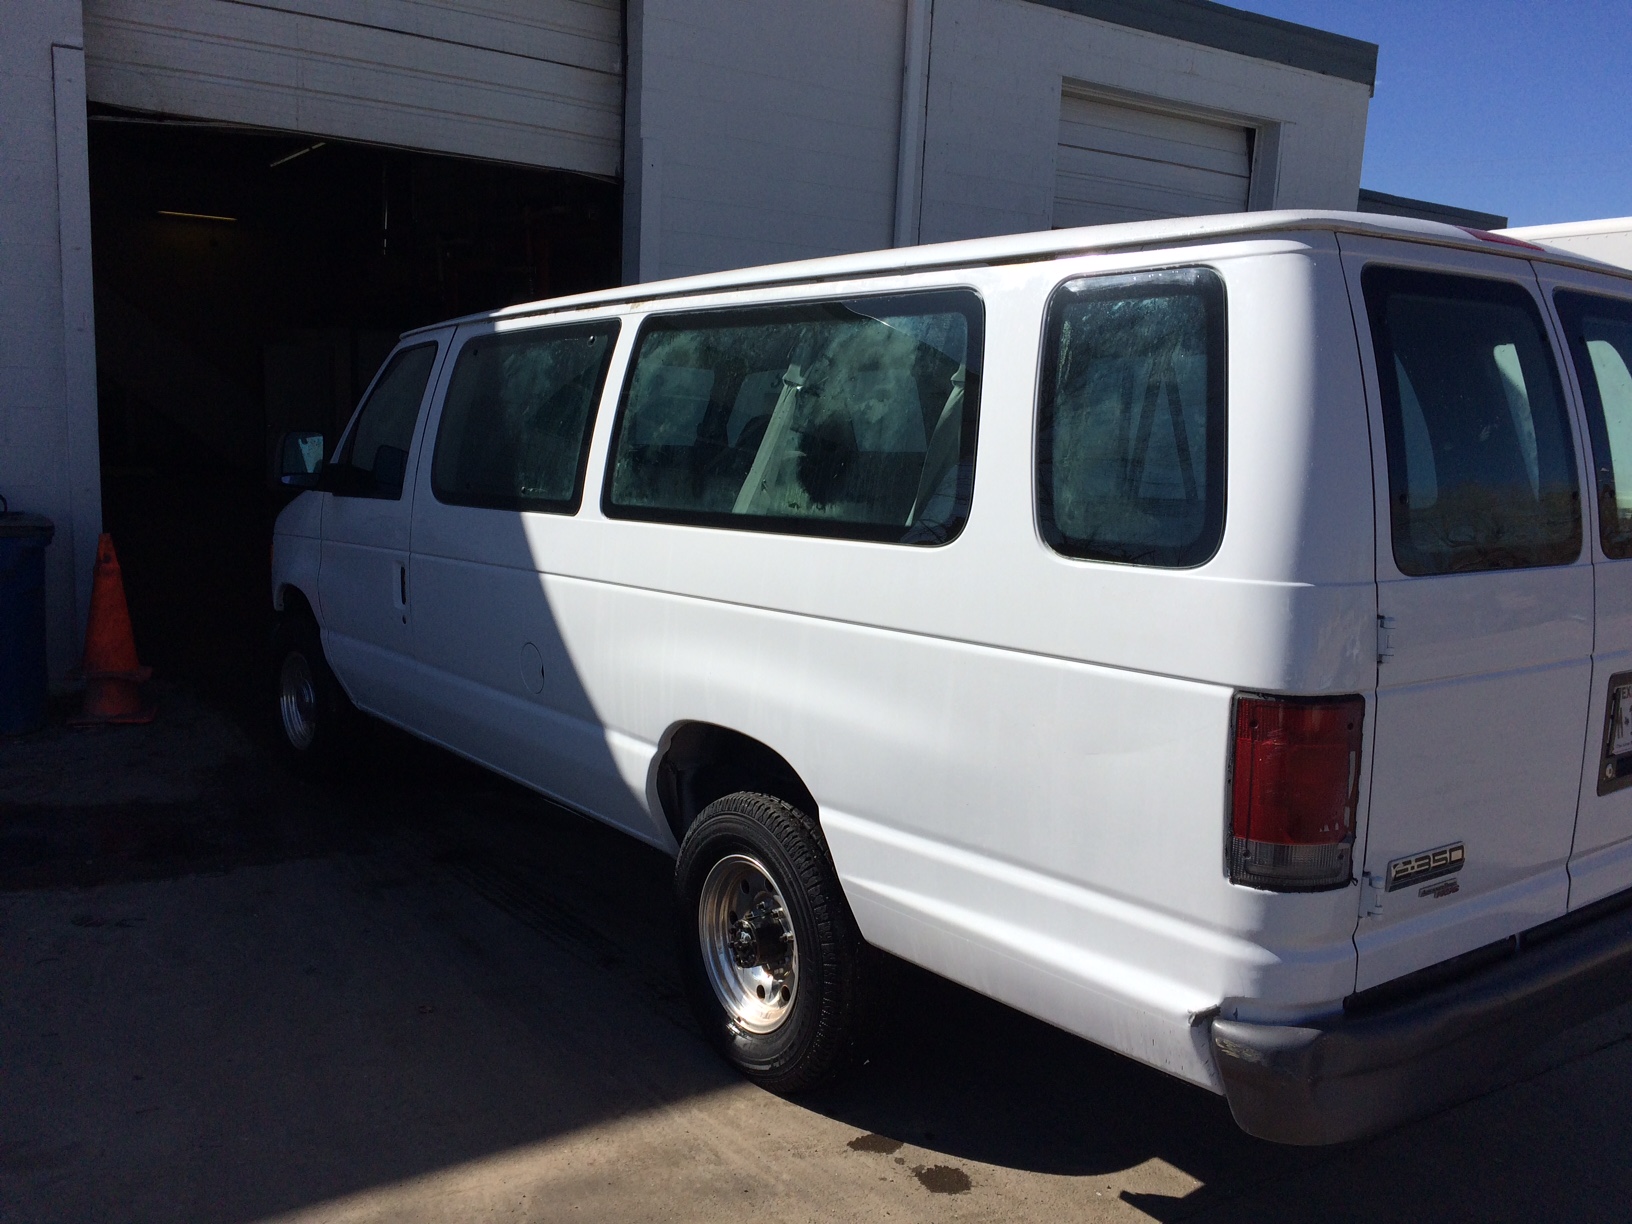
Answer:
4;684;1630;1223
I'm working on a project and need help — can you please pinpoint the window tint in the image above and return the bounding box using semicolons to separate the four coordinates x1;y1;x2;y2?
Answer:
604;290;982;545
1554;290;1632;558
331;343;438;499
1362;267;1580;575
1036;268;1226;567
432;322;619;512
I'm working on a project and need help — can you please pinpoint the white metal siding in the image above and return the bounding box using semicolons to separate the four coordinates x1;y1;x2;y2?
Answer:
82;0;623;177
627;0;906;282
1053;91;1250;228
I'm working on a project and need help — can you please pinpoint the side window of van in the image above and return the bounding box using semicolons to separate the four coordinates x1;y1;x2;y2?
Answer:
431;322;620;512
1362;267;1580;575
1036;267;1227;567
330;343;438;499
603;290;982;545
1553;291;1632;559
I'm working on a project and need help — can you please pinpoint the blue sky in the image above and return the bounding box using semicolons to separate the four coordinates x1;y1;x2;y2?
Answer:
1236;1;1631;227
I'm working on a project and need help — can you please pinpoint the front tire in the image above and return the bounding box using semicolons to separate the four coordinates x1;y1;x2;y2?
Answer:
675;791;868;1093
272;607;356;777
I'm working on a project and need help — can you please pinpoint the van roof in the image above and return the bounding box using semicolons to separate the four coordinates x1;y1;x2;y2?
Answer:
403;209;1632;338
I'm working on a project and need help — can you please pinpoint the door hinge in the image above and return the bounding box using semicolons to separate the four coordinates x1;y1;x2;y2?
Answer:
1362;870;1386;917
1376;615;1396;665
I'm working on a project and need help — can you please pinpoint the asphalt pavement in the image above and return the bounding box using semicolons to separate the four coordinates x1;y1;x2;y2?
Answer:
4;682;1630;1223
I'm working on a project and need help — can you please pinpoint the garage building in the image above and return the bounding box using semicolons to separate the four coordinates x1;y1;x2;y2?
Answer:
2;0;1376;689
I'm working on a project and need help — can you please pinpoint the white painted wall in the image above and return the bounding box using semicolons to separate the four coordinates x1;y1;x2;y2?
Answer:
916;0;1372;244
83;0;624;176
624;0;909;282
0;0;101;687
625;0;1371;281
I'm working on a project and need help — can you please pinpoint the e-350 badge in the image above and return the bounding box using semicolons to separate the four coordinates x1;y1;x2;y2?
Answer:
1386;842;1465;892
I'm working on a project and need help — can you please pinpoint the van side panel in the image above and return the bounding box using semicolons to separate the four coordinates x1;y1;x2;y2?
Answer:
521;242;1376;1088
271;491;322;612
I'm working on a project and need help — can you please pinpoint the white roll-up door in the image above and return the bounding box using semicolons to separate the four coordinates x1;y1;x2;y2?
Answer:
1054;91;1251;228
83;0;623;177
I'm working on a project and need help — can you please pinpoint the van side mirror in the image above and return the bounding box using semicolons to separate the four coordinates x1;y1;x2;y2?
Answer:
279;431;328;488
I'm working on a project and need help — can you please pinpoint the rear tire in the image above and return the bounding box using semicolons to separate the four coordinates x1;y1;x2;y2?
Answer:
675;791;869;1093
272;606;357;777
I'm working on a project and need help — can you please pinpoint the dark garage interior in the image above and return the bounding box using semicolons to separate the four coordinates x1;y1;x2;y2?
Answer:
87;112;621;709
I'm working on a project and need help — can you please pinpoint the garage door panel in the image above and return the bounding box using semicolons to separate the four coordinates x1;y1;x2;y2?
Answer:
1055;169;1249;228
85;0;621;177
1057;145;1249;199
260;0;621;75
1054;183;1246;229
1060;99;1247;157
1055;180;1249;226
1055;90;1251;228
1058;119;1248;179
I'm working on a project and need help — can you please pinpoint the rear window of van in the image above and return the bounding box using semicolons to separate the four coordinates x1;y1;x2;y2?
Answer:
603;290;982;545
1554;289;1632;559
1362;267;1580;575
1036;268;1227;568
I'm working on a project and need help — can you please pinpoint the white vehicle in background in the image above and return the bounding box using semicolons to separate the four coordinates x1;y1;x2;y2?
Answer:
270;210;1632;1144
1502;216;1632;271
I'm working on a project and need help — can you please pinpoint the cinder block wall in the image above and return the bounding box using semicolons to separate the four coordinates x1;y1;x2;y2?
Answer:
0;1;100;688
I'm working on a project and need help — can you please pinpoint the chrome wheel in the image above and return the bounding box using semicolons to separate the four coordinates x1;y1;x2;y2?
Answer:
698;853;799;1034
279;650;318;752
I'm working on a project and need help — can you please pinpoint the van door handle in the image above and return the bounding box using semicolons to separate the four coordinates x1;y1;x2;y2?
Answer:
397;563;408;623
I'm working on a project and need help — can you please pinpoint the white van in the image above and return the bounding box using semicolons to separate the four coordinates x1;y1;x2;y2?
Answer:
270;211;1632;1144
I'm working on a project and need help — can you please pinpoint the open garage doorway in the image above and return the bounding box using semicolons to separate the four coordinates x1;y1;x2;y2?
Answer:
88;113;620;712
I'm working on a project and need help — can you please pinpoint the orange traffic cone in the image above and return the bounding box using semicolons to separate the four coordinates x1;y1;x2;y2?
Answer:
68;534;156;726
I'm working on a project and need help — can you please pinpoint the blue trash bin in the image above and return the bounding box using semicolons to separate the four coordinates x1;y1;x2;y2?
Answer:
0;510;55;734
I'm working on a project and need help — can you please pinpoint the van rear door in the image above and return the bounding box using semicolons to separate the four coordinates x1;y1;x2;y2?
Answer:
1539;265;1632;908
1339;237;1594;991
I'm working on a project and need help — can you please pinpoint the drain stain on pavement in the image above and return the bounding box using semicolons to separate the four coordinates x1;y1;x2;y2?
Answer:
847;1133;904;1155
912;1164;972;1194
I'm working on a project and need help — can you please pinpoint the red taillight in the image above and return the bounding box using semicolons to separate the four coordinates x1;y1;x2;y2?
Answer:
1228;694;1364;891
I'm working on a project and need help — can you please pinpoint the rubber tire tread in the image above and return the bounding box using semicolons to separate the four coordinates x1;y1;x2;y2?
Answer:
675;791;868;1094
271;606;357;779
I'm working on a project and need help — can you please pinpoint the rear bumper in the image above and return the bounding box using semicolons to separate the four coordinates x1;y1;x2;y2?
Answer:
1210;895;1632;1145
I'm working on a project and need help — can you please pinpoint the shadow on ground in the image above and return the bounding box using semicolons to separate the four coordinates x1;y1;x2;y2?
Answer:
4;681;1632;1223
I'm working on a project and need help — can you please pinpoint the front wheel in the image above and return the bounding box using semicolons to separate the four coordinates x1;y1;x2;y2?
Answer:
675;791;869;1093
271;609;357;777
